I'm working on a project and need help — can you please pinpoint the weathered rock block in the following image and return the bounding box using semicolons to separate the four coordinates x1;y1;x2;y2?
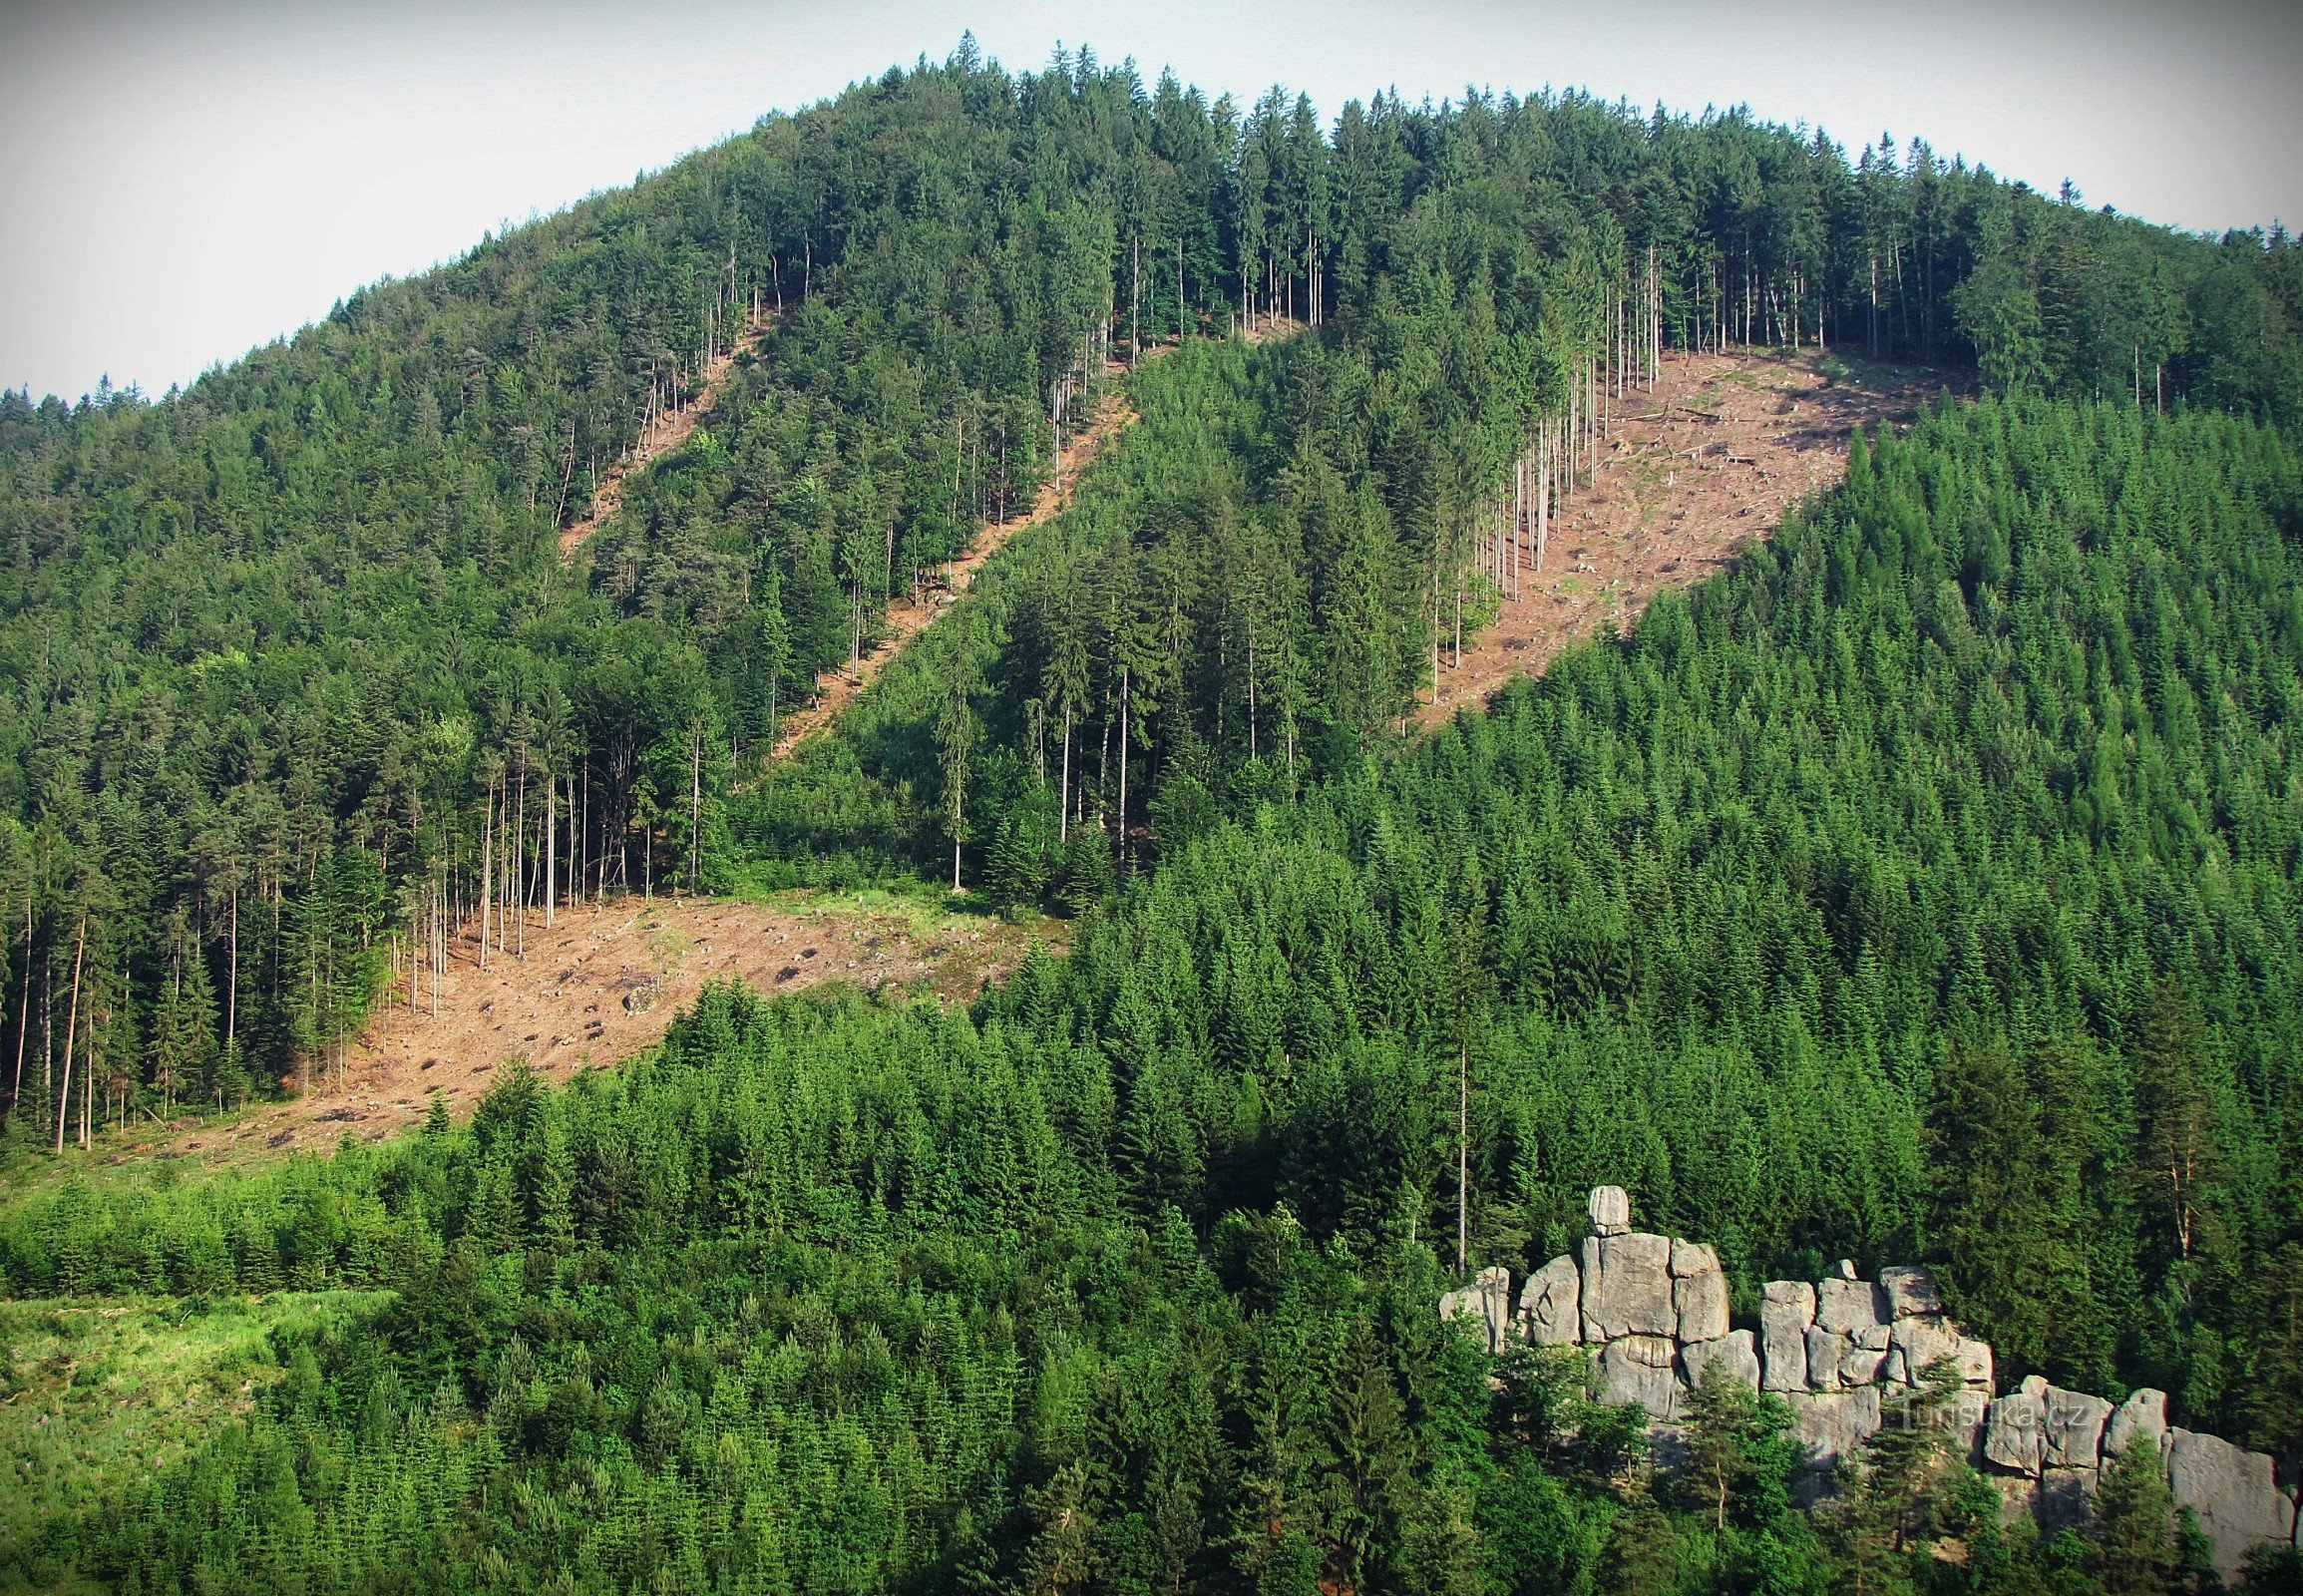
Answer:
1518;1255;1582;1346
1670;1239;1720;1278
2042;1386;2112;1470
1877;1265;1944;1319
1815;1278;1888;1336
1759;1282;1814;1393
1887;1316;1960;1387
1588;1185;1631;1237
1675;1270;1730;1345
1839;1341;1889;1386
2105;1389;2167;1460
1939;1388;1990;1464
1984;1380;2047;1476
1439;1265;1513;1353
1805;1325;1845;1392
1582;1233;1675;1341
2166;1427;2299;1580
1787;1388;1882;1472
1682;1330;1760;1393
1597;1334;1682;1419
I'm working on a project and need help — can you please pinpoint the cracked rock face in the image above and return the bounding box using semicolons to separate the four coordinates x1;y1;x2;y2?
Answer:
1760;1282;1813;1393
1877;1265;1944;1319
2166;1428;2299;1579
2041;1387;2112;1470
1674;1268;1730;1344
1588;1185;1631;1238
1788;1388;1882;1472
2105;1389;2167;1460
1582;1233;1675;1341
1597;1335;1682;1419
1518;1255;1582;1346
1984;1382;2047;1476
1682;1330;1760;1393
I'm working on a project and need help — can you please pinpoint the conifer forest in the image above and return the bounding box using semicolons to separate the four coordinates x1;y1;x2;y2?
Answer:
3;39;2302;1596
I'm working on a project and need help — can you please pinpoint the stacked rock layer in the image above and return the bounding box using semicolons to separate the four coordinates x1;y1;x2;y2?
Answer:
1441;1186;2296;1579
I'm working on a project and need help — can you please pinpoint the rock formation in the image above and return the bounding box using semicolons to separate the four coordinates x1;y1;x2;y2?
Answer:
1439;1187;2297;1577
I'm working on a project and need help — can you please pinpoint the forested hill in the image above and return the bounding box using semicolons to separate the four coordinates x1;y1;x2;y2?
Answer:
2;42;2301;1126
7;38;2303;1596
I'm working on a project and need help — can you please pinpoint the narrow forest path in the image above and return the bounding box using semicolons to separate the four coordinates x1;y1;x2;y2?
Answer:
1418;348;1946;728
557;313;780;564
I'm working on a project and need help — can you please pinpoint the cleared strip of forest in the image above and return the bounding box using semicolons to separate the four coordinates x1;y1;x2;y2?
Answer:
555;312;780;564
102;892;1053;1166
1419;348;1947;727
766;320;1304;761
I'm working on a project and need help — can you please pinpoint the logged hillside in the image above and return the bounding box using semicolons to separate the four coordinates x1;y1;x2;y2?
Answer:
2;46;2300;1134
6;394;2301;1596
6;38;2303;1596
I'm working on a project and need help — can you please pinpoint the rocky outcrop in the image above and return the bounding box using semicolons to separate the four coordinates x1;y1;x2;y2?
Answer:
2166;1428;2298;1580
1443;1187;2297;1572
1519;1255;1581;1347
1439;1264;1513;1354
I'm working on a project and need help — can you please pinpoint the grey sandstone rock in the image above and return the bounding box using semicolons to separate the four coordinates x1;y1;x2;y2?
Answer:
1682;1330;1761;1393
2166;1427;2299;1580
1670;1239;1721;1278
1675;1269;1730;1344
1519;1255;1582;1346
1839;1341;1889;1386
1787;1388;1882;1472
1439;1265;1513;1353
1856;1322;1892;1353
2104;1389;2167;1460
1582;1233;1675;1341
1597;1334;1682;1419
1939;1388;1990;1465
1815;1278;1888;1336
2040;1468;2098;1530
1805;1326;1845;1391
1887;1316;1960;1387
2042;1387;2112;1470
1984;1383;2047;1476
1877;1265;1944;1319
1588;1185;1631;1238
1954;1336;1995;1390
1760;1282;1814;1393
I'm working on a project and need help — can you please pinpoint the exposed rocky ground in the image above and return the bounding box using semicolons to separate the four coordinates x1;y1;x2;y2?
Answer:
1445;1188;2297;1577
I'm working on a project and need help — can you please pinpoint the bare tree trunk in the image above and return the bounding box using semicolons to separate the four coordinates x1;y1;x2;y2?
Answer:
54;912;83;1156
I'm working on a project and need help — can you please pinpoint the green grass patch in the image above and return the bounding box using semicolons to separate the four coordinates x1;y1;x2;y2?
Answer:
0;1291;386;1585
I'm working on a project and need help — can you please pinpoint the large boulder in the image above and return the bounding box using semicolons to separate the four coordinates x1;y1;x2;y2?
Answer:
1759;1281;1814;1393
1440;1264;1513;1354
1588;1185;1632;1238
1877;1265;1944;1319
2165;1428;2299;1580
1815;1278;1888;1337
1519;1255;1582;1346
2041;1387;2112;1470
1787;1388;1883;1472
1597;1335;1682;1419
1675;1270;1730;1344
1983;1378;2048;1476
1938;1388;1991;1465
1682;1330;1761;1393
1582;1233;1675;1341
2104;1389;2168;1460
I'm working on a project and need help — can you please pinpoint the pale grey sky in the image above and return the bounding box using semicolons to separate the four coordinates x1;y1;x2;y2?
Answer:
3;0;2296;403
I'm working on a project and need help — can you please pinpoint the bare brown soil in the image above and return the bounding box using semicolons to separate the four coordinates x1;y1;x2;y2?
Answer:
1420;348;1942;726
130;895;1053;1162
